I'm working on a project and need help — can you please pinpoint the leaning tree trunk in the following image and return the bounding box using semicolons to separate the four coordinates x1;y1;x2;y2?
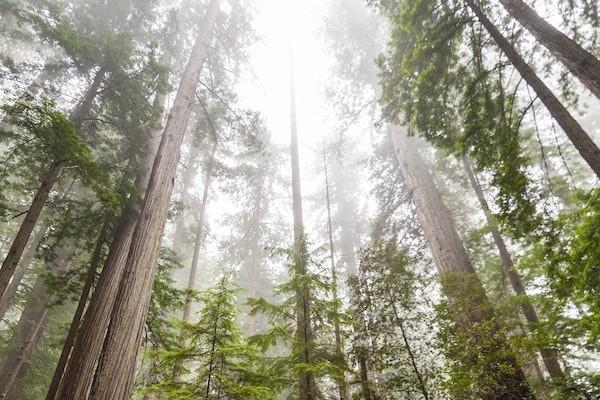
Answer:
0;226;45;321
464;0;600;178
171;149;200;261
390;126;533;399
0;67;106;299
498;0;600;99
0;285;49;400
289;51;317;400
384;281;430;400
463;156;566;380
45;216;111;400
181;144;216;323
323;152;347;400
0;255;71;399
87;3;220;399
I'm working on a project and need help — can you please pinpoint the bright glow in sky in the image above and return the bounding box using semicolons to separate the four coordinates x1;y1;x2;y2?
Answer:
236;0;335;151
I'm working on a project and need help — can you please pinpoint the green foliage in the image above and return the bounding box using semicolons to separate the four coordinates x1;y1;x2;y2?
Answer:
142;276;274;400
537;188;600;345
246;243;348;396
436;272;533;400
376;0;542;237
349;241;444;399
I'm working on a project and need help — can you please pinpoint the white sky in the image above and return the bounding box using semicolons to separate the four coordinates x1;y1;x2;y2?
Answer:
236;0;335;151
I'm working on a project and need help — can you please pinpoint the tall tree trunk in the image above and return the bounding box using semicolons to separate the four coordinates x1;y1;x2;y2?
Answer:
358;351;374;400
45;216;111;400
53;11;192;393
323;152;347;400
464;0;600;178
171;149;200;261
498;0;600;99
0;226;45;321
462;157;575;392
390;126;533;399
54;118;162;399
0;67;106;299
0;255;70;399
0;161;63;299
182;144;216;323
289;50;317;400
88;3;220;399
385;283;430;400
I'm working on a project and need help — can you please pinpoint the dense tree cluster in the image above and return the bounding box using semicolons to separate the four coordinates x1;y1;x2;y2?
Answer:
0;0;599;399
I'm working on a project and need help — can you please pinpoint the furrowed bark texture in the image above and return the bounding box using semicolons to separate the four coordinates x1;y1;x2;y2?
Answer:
465;0;600;178
390;126;533;399
290;52;317;400
45;216;111;400
88;3;220;399
498;0;600;99
0;67;105;299
55;111;162;400
54;13;191;395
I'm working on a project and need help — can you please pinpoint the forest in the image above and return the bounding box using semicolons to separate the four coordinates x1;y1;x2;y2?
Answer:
0;0;599;399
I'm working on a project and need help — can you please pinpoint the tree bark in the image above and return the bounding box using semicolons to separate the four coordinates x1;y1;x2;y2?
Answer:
462;156;575;392
0;256;70;399
87;3;220;399
323;152;347;400
498;0;600;99
0;226;45;321
0;161;63;299
0;67;106;299
54;117;162;400
45;216;111;400
359;354;374;400
289;49;317;400
464;0;600;178
390;126;533;399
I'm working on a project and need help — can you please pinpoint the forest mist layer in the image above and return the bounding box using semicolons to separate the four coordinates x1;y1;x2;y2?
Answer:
0;0;599;399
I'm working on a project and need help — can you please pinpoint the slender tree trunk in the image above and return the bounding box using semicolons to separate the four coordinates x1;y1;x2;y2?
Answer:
45;216;111;400
88;3;220;399
0;67;106;299
0;303;48;400
205;311;220;397
463;156;566;382
182;144;216;323
385;283;430;400
498;0;600;99
0;161;63;299
289;49;317;400
464;0;600;178
359;354;374;400
323;152;347;400
171;149;200;260
0;255;70;399
0;226;45;321
390;126;533;399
